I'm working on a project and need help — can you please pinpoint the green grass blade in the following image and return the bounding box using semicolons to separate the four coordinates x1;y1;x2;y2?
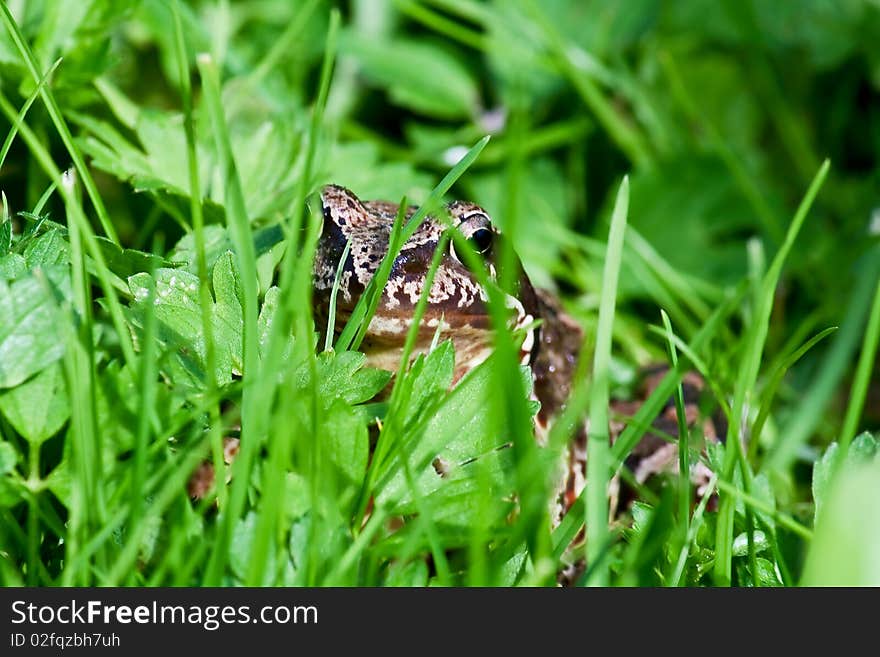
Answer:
767;246;880;471
0;57;61;172
837;279;880;458
324;238;353;352
0;90;137;370
0;4;119;243
196;52;262;585
748;326;837;461
585;176;629;586
714;159;830;585
660;310;690;541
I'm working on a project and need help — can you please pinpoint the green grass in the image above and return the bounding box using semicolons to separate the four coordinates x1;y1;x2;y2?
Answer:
0;0;878;587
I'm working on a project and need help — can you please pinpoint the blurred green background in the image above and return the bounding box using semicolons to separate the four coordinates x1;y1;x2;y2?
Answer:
3;0;877;432
1;0;879;584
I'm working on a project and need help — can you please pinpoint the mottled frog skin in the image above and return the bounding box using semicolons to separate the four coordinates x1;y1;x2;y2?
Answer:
313;184;716;520
314;185;581;414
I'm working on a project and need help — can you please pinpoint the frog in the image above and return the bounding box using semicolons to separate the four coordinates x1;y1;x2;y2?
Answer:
313;184;719;523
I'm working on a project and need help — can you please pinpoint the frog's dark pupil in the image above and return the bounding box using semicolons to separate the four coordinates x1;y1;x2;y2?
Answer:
469;227;493;254
323;205;332;221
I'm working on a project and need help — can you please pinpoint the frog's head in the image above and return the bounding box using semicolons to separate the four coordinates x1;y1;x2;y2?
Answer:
314;184;538;379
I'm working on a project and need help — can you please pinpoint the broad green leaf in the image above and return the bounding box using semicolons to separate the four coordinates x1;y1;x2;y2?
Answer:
212;251;244;376
257;286;281;358
397;340;456;428
342;33;479;119
83;77;302;222
621;155;756;291
126;251;248;387
313;351;392;407
325;399;369;485
326;141;432;204
732;530;769;557
0;269;69;388
736;557;782;587
384;559;429;587
0;362;69;443
812;432;879;521
0;254;26;279
168;224;285;275
0;441;17;475
23;229;69;268
94;236;173;279
803;461;880;586
376;348;534;531
127;267;210;387
167;225;233;274
230;512;280;585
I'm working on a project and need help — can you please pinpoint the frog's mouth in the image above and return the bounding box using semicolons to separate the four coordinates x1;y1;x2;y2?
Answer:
323;293;536;383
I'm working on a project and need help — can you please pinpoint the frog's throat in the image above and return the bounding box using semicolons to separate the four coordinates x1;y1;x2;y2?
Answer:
346;293;535;382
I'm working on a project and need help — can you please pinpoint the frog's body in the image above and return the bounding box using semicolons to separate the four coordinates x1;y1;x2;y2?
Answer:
314;184;541;384
314;184;716;523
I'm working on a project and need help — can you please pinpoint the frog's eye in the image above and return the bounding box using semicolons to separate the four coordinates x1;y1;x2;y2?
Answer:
468;227;493;255
450;226;494;263
450;210;495;263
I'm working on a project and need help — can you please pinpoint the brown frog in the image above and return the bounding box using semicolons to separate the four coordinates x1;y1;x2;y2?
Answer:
314;184;718;521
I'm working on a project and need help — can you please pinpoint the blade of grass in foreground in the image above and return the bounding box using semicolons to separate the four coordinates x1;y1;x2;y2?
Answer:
660;310;690;541
0;3;119;243
552;283;747;563
241;11;340;587
748;326;837;462
196;52;261;586
0;57;61;171
837;278;880;460
0;90;137;370
170;0;228;516
714;159;830;586
585;176;629;586
766;244;880;471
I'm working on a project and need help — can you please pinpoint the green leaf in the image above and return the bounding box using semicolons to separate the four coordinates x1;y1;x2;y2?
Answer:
313;351;392;407
230;511;279;585
168;224;286;275
0;254;26;279
342;33;479;119
803;461;880;586
0;270;69;389
375;349;531;531
126;251;249;387
211;250;244;376
0;362;70;443
621;155;755;290
83;77;302;222
812;432;879;521
94;236;174;279
732;530;769;557
736;556;782;587
167;226;233;274
325;399;369;486
23;229;69;268
326;141;432;204
384;559;429;587
0;218;10;254
257;286;281;358
0;441;17;475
